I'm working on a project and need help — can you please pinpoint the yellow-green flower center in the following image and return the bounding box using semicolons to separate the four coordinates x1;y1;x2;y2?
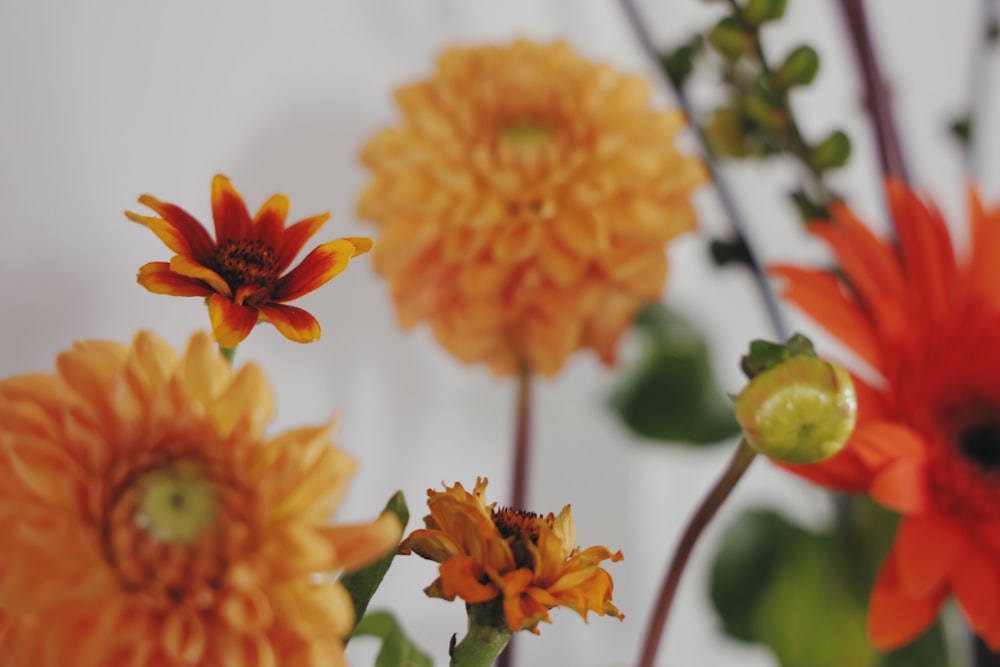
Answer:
500;121;551;148
136;463;217;544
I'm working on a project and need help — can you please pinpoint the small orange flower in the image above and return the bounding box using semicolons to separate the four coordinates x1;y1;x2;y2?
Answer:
772;182;1000;650
128;174;373;347
401;478;623;634
0;331;402;667
358;40;705;376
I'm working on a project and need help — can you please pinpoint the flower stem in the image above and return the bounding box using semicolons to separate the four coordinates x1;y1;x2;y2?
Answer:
637;439;758;667
499;366;532;667
219;346;236;364
835;0;910;184
450;600;512;667
617;0;790;341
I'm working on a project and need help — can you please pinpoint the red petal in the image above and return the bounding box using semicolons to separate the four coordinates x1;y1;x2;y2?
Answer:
257;304;320;343
870;457;930;513
893;514;961;597
127;196;216;264
275;213;331;271
252;193;289;250
851;420;926;468
868;553;946;650
952;542;999;633
211;174;253;244
136;262;213;297
170;256;231;297
207;294;258;347
969;187;1000;309
272;239;357;302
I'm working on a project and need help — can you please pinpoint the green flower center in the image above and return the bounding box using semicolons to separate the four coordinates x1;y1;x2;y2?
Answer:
136;463;217;544
500;121;551;148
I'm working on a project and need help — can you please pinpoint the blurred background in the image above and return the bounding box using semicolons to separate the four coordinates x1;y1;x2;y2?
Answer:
0;1;994;665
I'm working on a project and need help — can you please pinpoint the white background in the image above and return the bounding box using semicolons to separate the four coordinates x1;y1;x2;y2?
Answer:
0;2;993;666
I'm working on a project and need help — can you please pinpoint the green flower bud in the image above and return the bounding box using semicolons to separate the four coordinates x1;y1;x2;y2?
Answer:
810;130;852;171
744;0;787;25
734;356;857;464
779;46;820;87
708;17;752;60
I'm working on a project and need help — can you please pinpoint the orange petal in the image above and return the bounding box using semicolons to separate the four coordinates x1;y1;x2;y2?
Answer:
868;552;946;650
893;514;962;597
952;542;999;633
169;255;231;297
136;262;214;297
439;556;498;603
252;193;290;250
850;420;927;468
275;213;332;271
319;512;403;573
207;294;258;347
127;194;216;263
870;457;929;514
211;174;253;243
271;239;357;302
257;304;320;343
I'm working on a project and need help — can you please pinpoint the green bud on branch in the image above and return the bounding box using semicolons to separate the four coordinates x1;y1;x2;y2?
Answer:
779;46;820;87
744;0;788;25
709;17;753;59
810;130;852;171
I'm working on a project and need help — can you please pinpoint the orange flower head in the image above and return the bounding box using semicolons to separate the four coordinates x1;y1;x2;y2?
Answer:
358;40;705;377
772;182;1000;650
127;174;373;347
0;331;403;667
400;478;624;634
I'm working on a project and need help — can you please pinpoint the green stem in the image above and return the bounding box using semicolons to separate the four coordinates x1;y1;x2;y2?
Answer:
450;600;512;667
219;346;237;364
637;439;758;667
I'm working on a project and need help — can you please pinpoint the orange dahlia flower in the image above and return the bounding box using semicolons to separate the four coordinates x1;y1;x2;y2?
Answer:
127;174;373;348
357;40;705;377
772;182;1000;649
400;478;623;633
0;331;402;667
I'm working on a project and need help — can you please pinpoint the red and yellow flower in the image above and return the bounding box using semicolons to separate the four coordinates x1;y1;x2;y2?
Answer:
772;182;1000;649
128;175;372;347
358;40;704;377
0;331;402;666
400;478;623;633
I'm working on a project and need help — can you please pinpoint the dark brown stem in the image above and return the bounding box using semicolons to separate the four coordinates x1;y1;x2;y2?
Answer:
637;440;758;667
498;367;532;667
835;0;910;184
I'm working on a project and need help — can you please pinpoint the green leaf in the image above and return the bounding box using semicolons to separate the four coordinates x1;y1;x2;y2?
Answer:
352;611;433;667
950;115;972;149
810;130;852;171
609;304;741;445
708;16;752;60
789;189;831;222
744;0;787;25
779;46;820;87
709;502;955;667
661;43;699;87
341;491;409;638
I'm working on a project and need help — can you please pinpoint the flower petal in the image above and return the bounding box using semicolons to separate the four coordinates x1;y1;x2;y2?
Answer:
211;174;253;243
126;195;216;264
253;193;289;250
868;552;946;650
275;213;332;271
257;304;320;344
893;514;962;598
952;542;999;633
207;294;259;348
136;262;214;298
272;239;359;303
870;457;930;514
439;555;498;603
319;512;403;573
169;255;231;297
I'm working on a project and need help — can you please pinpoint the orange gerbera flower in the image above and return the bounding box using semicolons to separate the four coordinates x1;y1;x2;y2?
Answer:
127;175;373;347
0;331;402;667
772;182;1000;649
358;40;705;377
400;478;623;633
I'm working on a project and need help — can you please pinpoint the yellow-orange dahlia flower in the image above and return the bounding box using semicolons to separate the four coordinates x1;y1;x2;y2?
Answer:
358;40;705;377
128;174;373;348
0;331;402;667
400;478;623;634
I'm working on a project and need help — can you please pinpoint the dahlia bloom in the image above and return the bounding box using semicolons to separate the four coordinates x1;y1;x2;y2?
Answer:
400;478;623;633
772;182;1000;649
358;40;705;377
0;331;402;667
127;174;372;347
